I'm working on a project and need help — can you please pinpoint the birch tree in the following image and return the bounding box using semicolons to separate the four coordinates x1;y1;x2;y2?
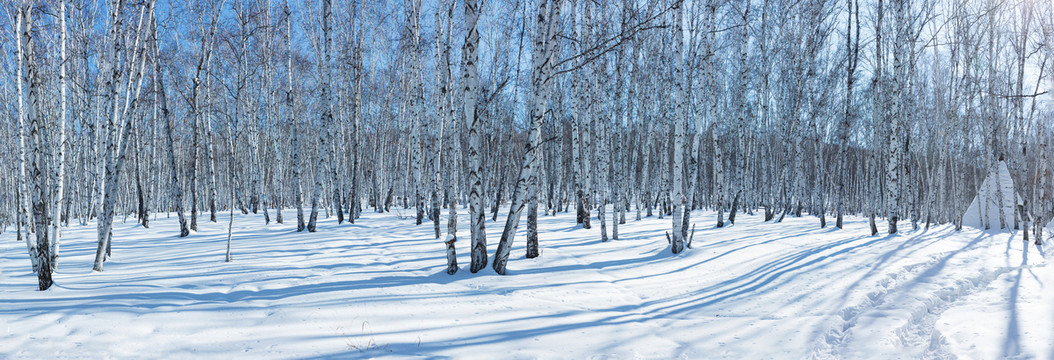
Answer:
463;0;487;273
50;0;70;270
19;0;52;290
492;0;562;275
669;0;688;253
406;0;425;226
436;1;459;274
886;0;907;235
153;0;189;237
286;0;305;232
95;0;156;271
836;0;860;229
306;0;336;232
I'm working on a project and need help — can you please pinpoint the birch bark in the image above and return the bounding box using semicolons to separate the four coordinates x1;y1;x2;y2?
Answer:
492;0;562;275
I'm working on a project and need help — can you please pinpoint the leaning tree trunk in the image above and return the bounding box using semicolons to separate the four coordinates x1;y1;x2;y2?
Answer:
97;0;155;269
492;0;562;275
93;0;128;272
186;0;224;232
152;8;188;237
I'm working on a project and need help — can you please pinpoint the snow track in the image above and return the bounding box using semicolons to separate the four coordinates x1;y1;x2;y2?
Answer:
811;232;1031;360
893;264;1015;359
811;254;946;359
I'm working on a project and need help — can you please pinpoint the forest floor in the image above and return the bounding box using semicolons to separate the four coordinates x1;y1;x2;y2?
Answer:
1;207;1051;359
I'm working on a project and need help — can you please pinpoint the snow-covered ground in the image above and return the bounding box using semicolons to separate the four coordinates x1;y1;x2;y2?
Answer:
1;208;1051;359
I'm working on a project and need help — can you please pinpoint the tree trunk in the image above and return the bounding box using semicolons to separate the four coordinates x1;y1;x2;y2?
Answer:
308;0;336;233
492;0;562;275
886;0;906;235
152;7;188;238
670;0;688;254
20;2;53;289
463;0;487;273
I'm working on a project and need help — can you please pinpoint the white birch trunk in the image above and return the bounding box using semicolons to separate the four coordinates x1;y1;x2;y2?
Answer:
307;0;335;232
729;0;750;225
152;17;188;237
670;0;688;253
205;67;219;221
836;0;860;229
97;1;154;271
868;0;884;235
492;0;562;275
437;1;459;273
463;0;487;273
407;0;425;226
704;1;724;228
886;0;906;234
21;1;53;289
93;0;127;271
15;2;31;249
49;0;70;271
283;0;304;232
346;2;363;223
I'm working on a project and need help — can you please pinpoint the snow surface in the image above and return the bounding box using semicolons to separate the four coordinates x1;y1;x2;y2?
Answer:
1;208;1051;359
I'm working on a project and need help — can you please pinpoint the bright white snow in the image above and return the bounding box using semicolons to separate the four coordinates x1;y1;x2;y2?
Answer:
1;209;1051;359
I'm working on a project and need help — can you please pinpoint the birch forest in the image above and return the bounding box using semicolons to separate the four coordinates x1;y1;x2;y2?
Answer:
3;0;1054;293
